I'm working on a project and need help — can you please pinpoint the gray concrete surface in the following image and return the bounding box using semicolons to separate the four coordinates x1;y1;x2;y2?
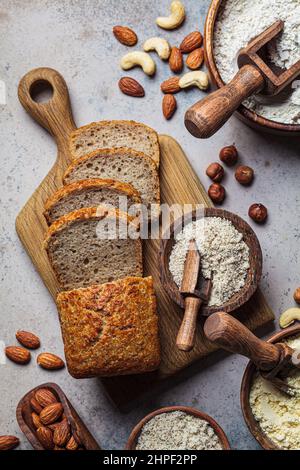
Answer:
0;0;299;451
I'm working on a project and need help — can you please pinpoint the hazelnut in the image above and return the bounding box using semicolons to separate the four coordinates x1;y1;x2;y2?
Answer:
235;165;254;185
294;288;300;305
219;145;238;166
248;204;268;224
206;163;224;183
208;183;226;204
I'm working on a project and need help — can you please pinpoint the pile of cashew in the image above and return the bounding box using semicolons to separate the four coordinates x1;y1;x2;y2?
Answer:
143;37;171;60
120;51;156;76
279;308;300;328
179;71;209;91
156;1;185;30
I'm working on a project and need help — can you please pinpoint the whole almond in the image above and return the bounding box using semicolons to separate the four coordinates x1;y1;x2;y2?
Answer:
5;346;31;365
113;26;137;47
161;77;181;94
36;426;54;450
16;330;40;349
37;353;65;370
186;48;204;70
180;31;203;53
30;397;43;414
40;403;64;425
162;95;177;120
119;77;145;97
31;412;42;429
0;435;20;451
35;388;57;408
169;47;183;74
53;419;70;447
66;435;79;451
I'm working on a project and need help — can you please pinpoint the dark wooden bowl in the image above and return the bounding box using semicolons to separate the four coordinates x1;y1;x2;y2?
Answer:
160;208;262;316
204;0;300;136
16;382;101;450
125;406;230;450
241;325;300;450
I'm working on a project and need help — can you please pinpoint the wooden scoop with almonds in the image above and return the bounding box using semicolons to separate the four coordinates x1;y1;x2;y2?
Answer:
176;240;212;352
185;20;300;138
204;312;300;397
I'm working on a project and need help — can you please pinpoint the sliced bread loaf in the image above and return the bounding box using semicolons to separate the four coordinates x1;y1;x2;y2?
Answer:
63;148;160;218
56;276;161;378
43;178;141;225
69;120;160;166
44;206;142;291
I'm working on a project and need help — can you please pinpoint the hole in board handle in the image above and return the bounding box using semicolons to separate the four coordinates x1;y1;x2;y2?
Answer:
30;80;54;104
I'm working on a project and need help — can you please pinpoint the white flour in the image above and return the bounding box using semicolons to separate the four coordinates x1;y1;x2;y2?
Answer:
214;0;300;124
136;411;222;450
250;335;300;450
169;217;250;307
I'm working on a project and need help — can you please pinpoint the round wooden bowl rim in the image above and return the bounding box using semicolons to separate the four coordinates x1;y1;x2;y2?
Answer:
159;208;262;315
240;324;300;450
125;406;231;450
204;0;300;134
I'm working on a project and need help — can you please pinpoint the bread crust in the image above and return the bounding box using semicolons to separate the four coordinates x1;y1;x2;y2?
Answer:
56;276;161;378
43;178;141;225
69;120;160;167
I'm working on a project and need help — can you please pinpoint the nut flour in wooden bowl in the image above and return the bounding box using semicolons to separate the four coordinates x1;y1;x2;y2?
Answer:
214;0;300;124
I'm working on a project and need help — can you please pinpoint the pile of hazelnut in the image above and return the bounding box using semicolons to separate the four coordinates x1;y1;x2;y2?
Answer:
206;145;268;224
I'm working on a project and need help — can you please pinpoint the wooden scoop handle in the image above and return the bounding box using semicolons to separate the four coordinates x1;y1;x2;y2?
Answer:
176;297;202;352
204;312;281;371
185;65;265;139
18;67;76;145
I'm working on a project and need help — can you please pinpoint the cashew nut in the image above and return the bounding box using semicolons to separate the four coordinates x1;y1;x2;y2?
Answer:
143;37;171;60
120;51;156;76
156;1;185;30
279;308;300;329
179;71;209;91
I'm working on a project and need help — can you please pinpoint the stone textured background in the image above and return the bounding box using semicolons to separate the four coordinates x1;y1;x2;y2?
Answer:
0;0;299;450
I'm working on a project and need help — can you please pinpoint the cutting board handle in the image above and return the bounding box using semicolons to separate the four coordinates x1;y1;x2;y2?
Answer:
18;67;76;146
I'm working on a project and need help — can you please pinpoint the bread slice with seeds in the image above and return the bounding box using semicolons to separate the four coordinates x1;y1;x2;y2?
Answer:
44;206;142;291
63;148;160;218
69;120;160;167
56;276;161;378
43;179;141;225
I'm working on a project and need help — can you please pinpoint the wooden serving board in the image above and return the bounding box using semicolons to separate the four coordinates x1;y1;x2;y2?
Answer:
16;68;275;408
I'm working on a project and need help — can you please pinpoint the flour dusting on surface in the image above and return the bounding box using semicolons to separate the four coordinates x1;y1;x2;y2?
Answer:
214;0;300;124
169;217;250;307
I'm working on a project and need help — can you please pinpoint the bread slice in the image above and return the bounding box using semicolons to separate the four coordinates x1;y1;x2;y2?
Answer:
56;276;161;378
43;178;141;225
44;207;142;291
63;148;160;217
69;120;160;167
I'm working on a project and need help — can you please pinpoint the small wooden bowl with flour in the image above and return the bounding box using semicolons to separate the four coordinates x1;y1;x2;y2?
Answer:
241;324;300;450
204;0;300;136
125;406;230;450
160;208;262;316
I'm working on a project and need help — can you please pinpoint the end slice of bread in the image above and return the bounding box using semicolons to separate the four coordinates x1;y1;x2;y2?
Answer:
56;276;161;378
44;206;142;291
63;148;160;218
43;178;141;225
69;120;160;167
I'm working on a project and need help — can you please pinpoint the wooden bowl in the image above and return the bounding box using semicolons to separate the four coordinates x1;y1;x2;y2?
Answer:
241;325;300;450
204;0;300;136
160;208;262;316
125;406;230;450
16;382;101;450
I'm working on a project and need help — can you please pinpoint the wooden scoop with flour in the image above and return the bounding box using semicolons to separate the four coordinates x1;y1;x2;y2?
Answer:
204;312;300;397
185;20;300;138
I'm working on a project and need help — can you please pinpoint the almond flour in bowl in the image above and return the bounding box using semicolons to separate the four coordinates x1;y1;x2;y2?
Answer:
213;0;300;125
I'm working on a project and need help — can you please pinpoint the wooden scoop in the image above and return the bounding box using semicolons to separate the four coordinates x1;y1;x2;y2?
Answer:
204;312;300;397
176;240;212;352
185;20;300;139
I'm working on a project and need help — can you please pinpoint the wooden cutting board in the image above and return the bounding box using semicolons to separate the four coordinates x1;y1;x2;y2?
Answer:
16;68;275;407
